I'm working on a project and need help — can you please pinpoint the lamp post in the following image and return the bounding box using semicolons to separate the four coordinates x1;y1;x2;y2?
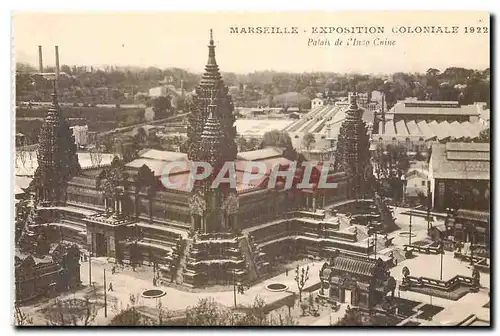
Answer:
88;234;93;286
439;241;444;281
470;231;475;266
232;268;237;308
103;269;108;317
408;212;413;246
427;183;432;230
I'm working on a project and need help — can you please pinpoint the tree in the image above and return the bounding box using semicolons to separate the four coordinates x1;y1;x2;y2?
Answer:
248;138;261;151
337;306;363;326
478;128;490;142
156;299;170;325
302;133;316;151
184;298;232;326
135;127;147;143
234;296;267;326
426;68;441;77
110;307;152;326
14;305;33;326
294;265;310;302
152;96;172;118
236;137;248;151
261;130;293;149
44;297;98;326
89;145;103;168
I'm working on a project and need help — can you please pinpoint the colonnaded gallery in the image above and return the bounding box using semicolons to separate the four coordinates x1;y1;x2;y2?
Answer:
19;32;395;288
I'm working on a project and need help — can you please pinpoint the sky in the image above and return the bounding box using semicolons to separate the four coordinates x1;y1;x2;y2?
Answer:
12;11;490;74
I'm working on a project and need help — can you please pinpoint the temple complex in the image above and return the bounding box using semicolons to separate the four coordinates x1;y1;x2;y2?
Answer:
18;31;395;288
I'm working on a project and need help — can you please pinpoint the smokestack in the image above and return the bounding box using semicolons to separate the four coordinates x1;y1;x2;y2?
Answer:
38;45;43;73
55;46;60;89
180;79;184;95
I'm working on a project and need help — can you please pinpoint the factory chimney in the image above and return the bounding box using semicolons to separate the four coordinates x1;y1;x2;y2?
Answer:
38;45;43;73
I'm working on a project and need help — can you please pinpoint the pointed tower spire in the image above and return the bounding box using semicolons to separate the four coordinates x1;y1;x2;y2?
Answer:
33;79;80;205
187;30;237;163
45;80;61;122
207;29;217;66
334;90;371;198
349;91;358;110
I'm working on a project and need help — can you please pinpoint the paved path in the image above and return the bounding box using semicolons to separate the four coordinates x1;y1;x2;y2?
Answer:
78;258;324;323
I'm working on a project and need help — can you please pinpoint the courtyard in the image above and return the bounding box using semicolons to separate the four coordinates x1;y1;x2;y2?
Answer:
19;207;489;326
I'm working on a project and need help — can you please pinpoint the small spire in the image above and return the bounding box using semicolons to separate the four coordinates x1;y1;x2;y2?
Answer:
207;29;217;66
349;91;358;110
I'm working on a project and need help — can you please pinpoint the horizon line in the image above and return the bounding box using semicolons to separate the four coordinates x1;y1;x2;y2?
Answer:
15;60;490;77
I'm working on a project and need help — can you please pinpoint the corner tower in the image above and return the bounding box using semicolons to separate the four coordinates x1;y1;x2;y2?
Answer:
334;93;372;198
32;81;80;205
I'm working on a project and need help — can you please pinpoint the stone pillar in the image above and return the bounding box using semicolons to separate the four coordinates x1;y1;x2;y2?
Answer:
221;213;226;230
191;215;196;231
104;198;108;210
312;195;317;213
108;232;116;259
234;215;239;231
86;225;93;250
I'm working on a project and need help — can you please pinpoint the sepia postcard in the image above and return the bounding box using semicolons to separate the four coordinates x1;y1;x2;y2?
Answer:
12;11;490;327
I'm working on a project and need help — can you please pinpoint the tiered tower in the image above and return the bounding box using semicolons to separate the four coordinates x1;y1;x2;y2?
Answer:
334;93;372;198
32;82;80;205
187;29;237;162
188;30;238;233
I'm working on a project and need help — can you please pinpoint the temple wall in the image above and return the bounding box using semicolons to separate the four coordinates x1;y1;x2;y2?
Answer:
67;185;103;208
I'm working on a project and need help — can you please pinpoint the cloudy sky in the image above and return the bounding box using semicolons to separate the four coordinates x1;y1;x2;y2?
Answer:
12;11;489;74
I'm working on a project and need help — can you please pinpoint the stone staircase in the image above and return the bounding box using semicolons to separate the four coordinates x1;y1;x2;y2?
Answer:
238;235;259;283
175;238;192;285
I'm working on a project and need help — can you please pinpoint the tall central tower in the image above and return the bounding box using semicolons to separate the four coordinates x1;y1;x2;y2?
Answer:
334;93;372;198
187;30;237;162
188;31;239;233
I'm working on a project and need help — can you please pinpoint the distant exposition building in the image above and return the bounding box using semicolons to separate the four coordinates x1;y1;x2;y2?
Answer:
23;31;388;288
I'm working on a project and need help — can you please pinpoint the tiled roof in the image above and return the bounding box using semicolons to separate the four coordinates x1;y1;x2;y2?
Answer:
284;103;373;135
395;120;409;136
377;120;488;141
139;149;188;162
235;157;291;174
430;143;490;180
14;152;116;177
455;209;489;222
389;101;479;116
330;255;377;277
236;147;283;161
446;142;490;152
